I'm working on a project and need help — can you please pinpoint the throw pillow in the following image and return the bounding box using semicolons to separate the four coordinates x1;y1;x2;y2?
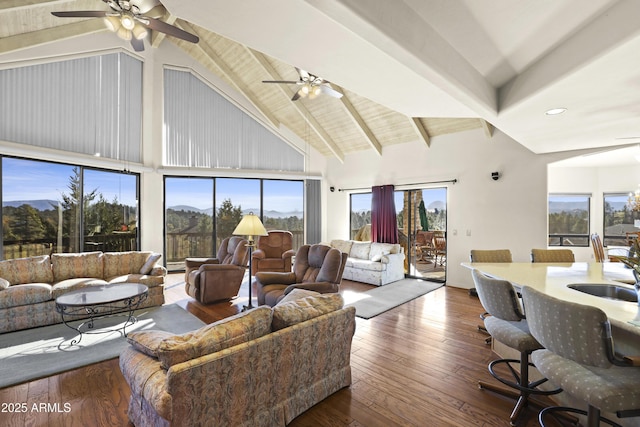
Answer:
156;306;272;369
349;242;371;260
369;242;395;262
330;239;353;255
126;330;175;358
0;277;8;290
271;293;344;331
139;253;162;275
277;288;320;305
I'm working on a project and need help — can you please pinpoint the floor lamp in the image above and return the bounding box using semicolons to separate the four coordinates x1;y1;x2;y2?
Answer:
233;212;268;311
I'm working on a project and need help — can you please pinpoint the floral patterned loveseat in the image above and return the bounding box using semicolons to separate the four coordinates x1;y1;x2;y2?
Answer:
119;292;356;427
0;251;166;333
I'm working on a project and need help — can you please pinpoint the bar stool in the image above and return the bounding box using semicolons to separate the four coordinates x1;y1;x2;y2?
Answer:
522;286;640;427
471;269;561;426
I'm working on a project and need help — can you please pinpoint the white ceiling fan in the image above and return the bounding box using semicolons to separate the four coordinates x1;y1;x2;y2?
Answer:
51;0;199;52
263;67;343;101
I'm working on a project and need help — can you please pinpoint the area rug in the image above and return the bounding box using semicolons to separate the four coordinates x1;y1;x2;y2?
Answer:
345;278;443;319
0;304;205;389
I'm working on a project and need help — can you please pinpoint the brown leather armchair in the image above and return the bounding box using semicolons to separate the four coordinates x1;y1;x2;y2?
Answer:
251;230;295;275
255;244;347;307
185;236;249;304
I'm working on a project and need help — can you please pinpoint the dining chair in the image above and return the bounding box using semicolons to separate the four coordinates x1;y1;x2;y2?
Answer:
591;233;606;262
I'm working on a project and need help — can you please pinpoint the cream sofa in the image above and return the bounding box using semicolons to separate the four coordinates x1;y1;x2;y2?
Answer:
329;239;405;286
0;251;166;333
119;292;356;427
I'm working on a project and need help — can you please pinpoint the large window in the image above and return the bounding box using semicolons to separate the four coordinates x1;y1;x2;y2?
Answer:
603;193;639;246
548;194;590;246
164;177;214;271
263;180;304;249
164;177;304;271
350;193;372;239
1;157;139;260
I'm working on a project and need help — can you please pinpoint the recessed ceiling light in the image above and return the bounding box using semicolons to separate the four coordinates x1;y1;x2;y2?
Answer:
545;108;567;116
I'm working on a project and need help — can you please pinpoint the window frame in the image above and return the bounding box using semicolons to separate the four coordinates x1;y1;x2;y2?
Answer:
548;193;590;247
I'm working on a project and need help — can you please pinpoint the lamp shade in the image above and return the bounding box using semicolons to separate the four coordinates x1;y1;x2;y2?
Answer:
232;212;268;239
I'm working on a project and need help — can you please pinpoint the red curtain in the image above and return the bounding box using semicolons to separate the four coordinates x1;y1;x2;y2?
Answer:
371;185;398;244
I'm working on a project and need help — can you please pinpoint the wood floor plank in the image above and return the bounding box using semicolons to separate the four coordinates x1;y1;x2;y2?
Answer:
0;274;544;427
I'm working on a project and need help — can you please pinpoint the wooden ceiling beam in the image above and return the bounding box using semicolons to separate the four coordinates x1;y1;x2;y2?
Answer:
410;117;431;147
332;84;382;156
0;20;104;54
480;119;494;138
178;22;280;129
150;9;176;48
247;49;345;163
0;0;58;11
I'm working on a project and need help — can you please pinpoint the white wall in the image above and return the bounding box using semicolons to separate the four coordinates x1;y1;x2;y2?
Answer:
323;128;550;288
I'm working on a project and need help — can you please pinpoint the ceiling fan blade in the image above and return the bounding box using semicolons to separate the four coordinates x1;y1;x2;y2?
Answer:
143;17;199;43
262;80;299;84
130;38;145;52
291;89;303;101
51;11;108;18
319;84;343;99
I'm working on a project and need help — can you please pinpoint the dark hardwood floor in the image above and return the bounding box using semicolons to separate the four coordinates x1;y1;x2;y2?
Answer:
0;274;546;427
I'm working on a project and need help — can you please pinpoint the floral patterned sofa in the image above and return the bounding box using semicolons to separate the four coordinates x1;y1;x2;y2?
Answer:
119;292;356;427
329;239;405;286
0;251;166;333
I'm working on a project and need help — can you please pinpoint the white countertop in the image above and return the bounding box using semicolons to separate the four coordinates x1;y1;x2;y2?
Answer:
462;262;640;327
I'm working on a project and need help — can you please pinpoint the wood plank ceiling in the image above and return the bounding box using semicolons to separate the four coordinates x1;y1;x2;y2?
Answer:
0;0;492;162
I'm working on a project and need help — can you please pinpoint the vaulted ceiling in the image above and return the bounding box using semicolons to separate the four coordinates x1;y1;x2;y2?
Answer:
2;0;639;164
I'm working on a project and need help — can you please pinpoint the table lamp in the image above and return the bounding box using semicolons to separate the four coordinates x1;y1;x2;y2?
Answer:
233;212;268;310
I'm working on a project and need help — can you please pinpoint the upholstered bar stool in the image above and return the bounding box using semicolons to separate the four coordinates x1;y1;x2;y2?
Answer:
530;248;575;263
472;269;561;426
522;286;640;427
470;249;513;344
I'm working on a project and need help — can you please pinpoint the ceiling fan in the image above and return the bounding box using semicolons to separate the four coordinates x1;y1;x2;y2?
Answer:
263;68;343;101
51;0;199;52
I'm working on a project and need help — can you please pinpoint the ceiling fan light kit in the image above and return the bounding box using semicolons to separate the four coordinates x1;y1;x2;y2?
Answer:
52;0;199;52
263;67;343;101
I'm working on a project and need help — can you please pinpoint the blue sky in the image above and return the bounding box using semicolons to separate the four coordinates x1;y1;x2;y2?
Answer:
165;177;304;212
3;158;137;206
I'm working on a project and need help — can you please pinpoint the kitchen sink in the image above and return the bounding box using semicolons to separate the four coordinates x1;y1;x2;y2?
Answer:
567;283;638;303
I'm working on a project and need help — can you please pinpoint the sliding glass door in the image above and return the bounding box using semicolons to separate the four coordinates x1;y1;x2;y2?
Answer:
400;188;447;282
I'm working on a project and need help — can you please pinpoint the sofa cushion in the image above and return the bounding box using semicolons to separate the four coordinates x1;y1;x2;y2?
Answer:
107;274;164;287
347;258;386;272
369;242;400;261
51;279;109;298
331;239;353;255
277;288;320;305
155;306;272;369
271;293;344;331
349;242;371;260
139;253;162;275
52;252;103;282
0;255;53;285
0;283;53;308
126;330;175;358
103;251;153;278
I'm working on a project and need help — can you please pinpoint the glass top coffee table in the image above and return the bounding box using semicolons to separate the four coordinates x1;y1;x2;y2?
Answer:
55;283;148;345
